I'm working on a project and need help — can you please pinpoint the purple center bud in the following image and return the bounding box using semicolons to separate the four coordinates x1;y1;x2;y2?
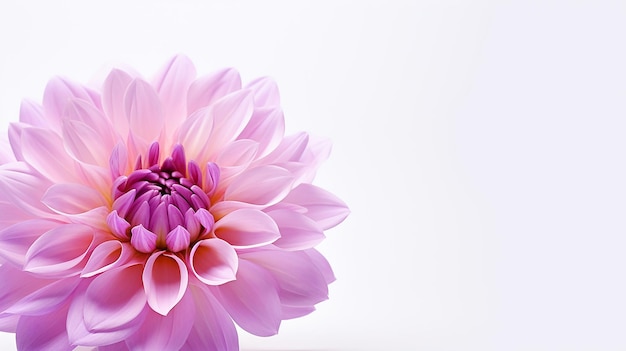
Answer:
106;142;219;253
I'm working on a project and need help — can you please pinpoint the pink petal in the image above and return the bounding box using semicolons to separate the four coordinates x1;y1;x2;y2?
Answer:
8;122;26;161
42;76;96;130
181;285;238;351
109;142;130;179
24;224;95;277
189;238;238;285
0;219;60;266
81;241;135;278
305;248;336;284
0;162;54;218
213;209;280;248
0;264;51;312
165;225;191;252
6;278;79;316
125;288;195;351
224;165;294;207
176;107;214;163
21;127;79;183
105;210;131;240
63;98;117;151
281;304;316;320
42;183;105;215
124;79;164;144
0;313;19;332
152;55;196;132
83;264;147;331
245;76;281;107
238;107;285;157
102;69;133;138
187;67;241;114
255;131;309;166
19;99;46;127
215;139;259;169
130;225;157;254
143;251;189;316
215;259;281;336
267;209;325;250
16;303;72;351
283;183;350;230
62;119;111;166
204;90;254;157
241;250;328;307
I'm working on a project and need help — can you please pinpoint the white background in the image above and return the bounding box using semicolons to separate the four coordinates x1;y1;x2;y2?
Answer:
1;1;626;350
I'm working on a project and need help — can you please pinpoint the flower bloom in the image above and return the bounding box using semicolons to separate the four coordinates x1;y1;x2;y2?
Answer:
0;56;349;350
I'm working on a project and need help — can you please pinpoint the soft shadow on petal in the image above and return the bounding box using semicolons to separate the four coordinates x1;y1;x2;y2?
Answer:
0;219;60;267
6;278;79;316
213;209;280;248
189;238;238;285
42;183;106;215
143;251;189;316
81;241;136;278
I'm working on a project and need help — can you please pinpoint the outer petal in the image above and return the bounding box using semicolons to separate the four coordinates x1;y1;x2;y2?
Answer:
223;165;294;207
152;55;196;132
21;127;79;183
143;251;188;316
282;183;350;230
42;76;97;130
187;68;241;114
204;90;254;158
0;219;60;266
24;224;95;277
102;68;133;138
215;259;281;336
42;183;106;215
237;107;285;157
176;107;213;163
125;289;195;351
62;119;111;166
0;162;55;219
267;209;325;250
305;248;336;284
213;209;280;248
245;76;281;107
0;313;19;333
83;264;147;332
19;99;46;127
5;278;79;316
124;79;164;144
81;241;135;278
0;264;52;312
189;238;238;285
16;303;72;351
181;285;238;351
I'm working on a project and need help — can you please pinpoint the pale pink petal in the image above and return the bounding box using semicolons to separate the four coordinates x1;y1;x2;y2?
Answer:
99;342;129;351
245;76;281;107
213;209;280;248
42;76;97;130
64;206;111;233
0;201;31;227
105;211;131;241
143;251;188;316
16;303;72;351
62;120;111;166
305;248;336;284
267;209;325;250
109;142;130;179
0;162;55;218
102;69;133;138
24;224;94;277
0;313;19;332
0;219;60;266
215;139;259;169
224;165;294;207
83;264;147;331
63;98;117;151
0;264;51;312
283;183;350;230
176;107;214;162
130;225;157;254
189;238;238;285
181;285;238;351
81;241;135;278
152;55;196;132
19;99;46;127
241;250;328;307
215;259;281;336
42;183;105;215
187;68;241;114
204;90;254;158
125;289;194;351
124;79;164;143
165;226;191;253
281;304;316;320
238;107;285;157
208;200;256;219
8;122;26;161
296;135;333;183
6;278;79;315
21;127;79;183
255;131;309;166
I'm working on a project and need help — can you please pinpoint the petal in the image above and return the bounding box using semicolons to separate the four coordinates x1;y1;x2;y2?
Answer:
0;313;19;332
224;165;294;207
187;67;241;114
124;79;164;143
130;225;157;254
105;211;131;241
283;183;350;230
213;209;280;248
152;55;196;131
305;248;336;284
181;285;238;351
245;76;281;107
21;127;79;183
81;241;135;278
143;251;188;316
0;264;52;312
0;162;54;218
204;90;254;158
19;99;46;127
126;288;194;351
42;183;105;215
238;107;285;157
102;69;133;138
63;98;117;152
255;131;309;166
16;303;72;351
189;238;238;285
62;119;111;166
84;264;147;331
281;304;316;320
267;209;325;250
241;250;329;307
24;224;94;277
0;219;60;266
42;76;96;129
165;226;191;253
215;259;281;336
6;278;79;316
176;107;214;162
215;139;259;169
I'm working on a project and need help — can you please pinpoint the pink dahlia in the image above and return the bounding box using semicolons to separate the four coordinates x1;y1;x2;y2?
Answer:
0;56;349;350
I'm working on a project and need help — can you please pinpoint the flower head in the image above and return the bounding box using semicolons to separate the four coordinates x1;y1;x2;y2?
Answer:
0;56;349;350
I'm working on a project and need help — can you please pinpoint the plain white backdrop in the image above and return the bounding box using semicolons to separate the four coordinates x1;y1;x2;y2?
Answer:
1;1;626;350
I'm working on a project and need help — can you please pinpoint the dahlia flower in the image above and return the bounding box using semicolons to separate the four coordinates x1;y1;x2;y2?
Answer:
0;55;348;350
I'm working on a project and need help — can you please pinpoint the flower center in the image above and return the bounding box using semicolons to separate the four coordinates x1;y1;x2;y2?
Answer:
106;142;218;253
